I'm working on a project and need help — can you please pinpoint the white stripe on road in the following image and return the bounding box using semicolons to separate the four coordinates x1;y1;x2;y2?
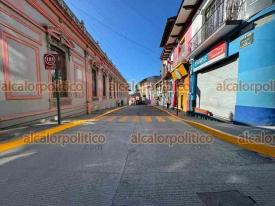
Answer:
0;151;36;166
0;147;24;158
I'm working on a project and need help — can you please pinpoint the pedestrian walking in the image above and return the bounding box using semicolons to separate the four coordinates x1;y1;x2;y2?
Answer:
166;97;171;109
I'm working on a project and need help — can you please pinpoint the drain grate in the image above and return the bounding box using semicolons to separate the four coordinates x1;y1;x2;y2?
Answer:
197;190;257;206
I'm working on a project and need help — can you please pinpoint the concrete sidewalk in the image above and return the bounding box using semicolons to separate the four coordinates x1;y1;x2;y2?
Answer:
0;107;120;143
155;106;275;146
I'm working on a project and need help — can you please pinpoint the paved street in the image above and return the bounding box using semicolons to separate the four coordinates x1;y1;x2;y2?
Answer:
0;105;275;206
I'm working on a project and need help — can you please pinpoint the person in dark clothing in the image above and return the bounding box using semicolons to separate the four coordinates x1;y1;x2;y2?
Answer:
166;97;171;109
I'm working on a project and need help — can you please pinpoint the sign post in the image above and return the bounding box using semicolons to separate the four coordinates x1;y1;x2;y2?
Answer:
44;53;61;125
176;81;179;116
54;68;61;125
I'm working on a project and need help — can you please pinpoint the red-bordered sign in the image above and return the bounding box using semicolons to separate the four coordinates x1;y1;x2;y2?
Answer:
209;41;227;60
44;54;56;70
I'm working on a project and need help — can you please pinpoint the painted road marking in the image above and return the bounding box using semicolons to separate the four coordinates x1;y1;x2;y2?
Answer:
167;116;180;122
144;116;153;123
105;116;117;122
0;151;36;166
132;116;140;123
102;116;183;124
0;147;23;158
118;116;128;122
104;116;176;123
153;105;275;158
0;106;127;153
156;116;166;123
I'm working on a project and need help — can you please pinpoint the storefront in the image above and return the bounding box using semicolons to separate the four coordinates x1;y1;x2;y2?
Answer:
228;5;275;125
191;5;275;126
191;41;238;121
171;63;189;112
177;76;189;112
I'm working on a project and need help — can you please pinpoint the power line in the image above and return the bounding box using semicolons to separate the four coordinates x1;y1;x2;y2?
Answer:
118;0;162;32
67;1;159;56
65;0;160;80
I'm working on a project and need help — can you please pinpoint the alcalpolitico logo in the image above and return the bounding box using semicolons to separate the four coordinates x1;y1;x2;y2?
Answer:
130;132;213;147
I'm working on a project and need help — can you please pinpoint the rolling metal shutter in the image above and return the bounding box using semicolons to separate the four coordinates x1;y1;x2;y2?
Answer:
196;56;238;120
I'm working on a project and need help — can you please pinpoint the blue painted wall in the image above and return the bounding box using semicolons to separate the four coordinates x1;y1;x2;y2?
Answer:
189;71;197;111
189;6;275;125
228;7;275;125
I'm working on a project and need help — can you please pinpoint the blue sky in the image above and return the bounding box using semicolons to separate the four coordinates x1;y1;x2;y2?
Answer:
65;0;181;83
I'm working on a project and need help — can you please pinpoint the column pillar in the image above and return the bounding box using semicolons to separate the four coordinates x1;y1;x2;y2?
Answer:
86;57;93;114
106;73;110;100
98;67;103;101
114;79;117;99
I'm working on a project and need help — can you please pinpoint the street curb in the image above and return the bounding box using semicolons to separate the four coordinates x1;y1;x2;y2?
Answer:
153;105;275;158
0;106;128;153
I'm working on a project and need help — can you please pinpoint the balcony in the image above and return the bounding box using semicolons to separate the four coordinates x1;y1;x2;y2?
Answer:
188;0;245;58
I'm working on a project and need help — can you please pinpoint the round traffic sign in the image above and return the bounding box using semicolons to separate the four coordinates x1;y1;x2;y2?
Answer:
44;54;56;66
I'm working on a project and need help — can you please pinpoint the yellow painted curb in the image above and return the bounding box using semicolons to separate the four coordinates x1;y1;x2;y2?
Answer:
153;105;275;158
0;106;128;153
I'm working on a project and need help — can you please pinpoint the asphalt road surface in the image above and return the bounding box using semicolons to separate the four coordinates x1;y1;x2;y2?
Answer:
0;105;275;206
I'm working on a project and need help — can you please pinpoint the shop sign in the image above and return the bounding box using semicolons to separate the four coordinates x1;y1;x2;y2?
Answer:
240;33;254;48
175;63;188;77
209;42;227;60
193;41;227;72
171;69;181;80
193;54;208;69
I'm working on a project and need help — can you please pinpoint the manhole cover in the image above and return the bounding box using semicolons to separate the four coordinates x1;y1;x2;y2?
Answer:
197;190;257;206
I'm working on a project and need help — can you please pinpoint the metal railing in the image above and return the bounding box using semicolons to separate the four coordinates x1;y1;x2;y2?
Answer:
188;0;246;54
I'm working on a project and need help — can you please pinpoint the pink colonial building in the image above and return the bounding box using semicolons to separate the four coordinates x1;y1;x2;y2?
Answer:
0;0;128;128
